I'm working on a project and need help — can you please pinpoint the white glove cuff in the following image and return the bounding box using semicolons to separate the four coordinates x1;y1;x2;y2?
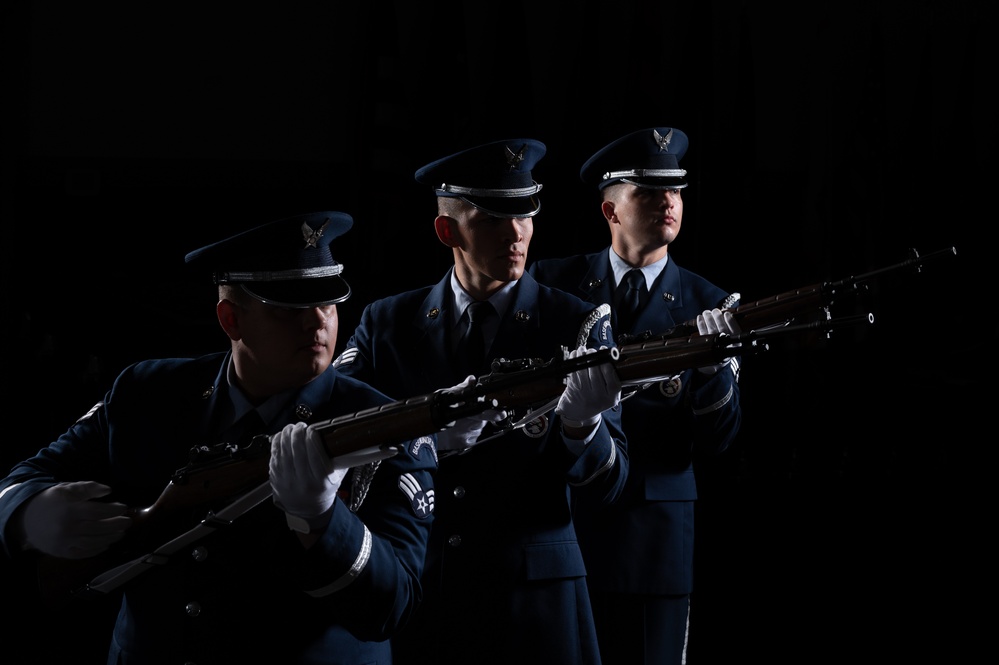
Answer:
560;414;601;430
285;505;335;534
561;415;601;456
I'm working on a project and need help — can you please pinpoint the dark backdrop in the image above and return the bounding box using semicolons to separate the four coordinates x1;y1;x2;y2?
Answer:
2;2;994;663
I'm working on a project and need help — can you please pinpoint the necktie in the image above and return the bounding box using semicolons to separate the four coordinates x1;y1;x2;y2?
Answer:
615;269;646;333
461;301;493;376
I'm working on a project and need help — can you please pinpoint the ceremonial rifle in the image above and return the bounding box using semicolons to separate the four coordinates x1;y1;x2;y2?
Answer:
38;246;955;604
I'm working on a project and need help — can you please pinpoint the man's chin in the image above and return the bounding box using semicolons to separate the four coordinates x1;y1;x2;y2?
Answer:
299;353;333;376
498;263;524;280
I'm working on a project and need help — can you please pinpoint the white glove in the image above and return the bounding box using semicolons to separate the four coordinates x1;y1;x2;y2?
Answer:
437;375;508;452
17;481;131;559
555;346;622;429
696;308;741;375
269;421;347;533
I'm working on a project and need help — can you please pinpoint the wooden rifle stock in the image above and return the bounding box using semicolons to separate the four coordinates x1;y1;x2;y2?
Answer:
41;368;617;604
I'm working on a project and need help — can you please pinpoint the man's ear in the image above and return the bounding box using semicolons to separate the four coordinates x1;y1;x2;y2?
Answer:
600;200;617;224
434;215;458;247
217;299;241;341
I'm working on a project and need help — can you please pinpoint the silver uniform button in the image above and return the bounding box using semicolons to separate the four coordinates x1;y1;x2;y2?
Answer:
190;546;208;562
185;601;202;617
453;485;466;499
447;534;462;547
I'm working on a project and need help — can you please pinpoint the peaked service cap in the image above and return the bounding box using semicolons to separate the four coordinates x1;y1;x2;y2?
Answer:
414;138;546;217
184;211;353;308
580;127;689;190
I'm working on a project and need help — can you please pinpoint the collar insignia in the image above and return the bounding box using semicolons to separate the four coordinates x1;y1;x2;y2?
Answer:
505;144;527;172
653;128;673;152
302;218;332;249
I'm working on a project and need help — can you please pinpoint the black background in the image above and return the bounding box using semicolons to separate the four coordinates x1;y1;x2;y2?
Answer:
2;2;995;663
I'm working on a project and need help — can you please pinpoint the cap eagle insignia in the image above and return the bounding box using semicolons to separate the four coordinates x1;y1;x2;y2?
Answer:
653;128;673;152
302;218;332;249
505;144;527;172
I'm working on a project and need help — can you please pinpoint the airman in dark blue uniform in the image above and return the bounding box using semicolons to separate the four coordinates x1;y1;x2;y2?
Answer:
0;212;436;664
334;139;627;665
529;127;742;665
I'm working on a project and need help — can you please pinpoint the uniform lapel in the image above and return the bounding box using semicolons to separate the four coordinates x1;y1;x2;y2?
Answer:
636;258;684;335
490;274;543;362
414;271;463;385
579;252;616;308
